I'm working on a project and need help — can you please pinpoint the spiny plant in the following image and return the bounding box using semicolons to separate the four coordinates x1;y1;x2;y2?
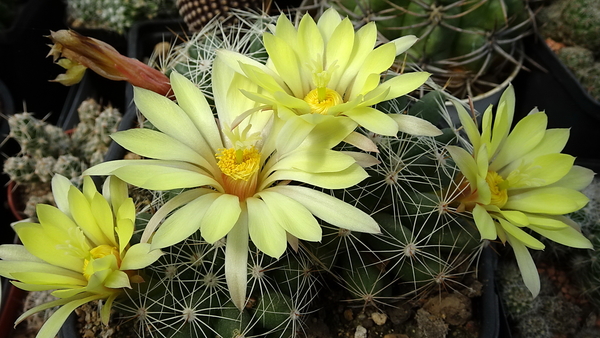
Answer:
4;6;593;338
66;0;178;33
327;88;486;307
2;99;121;217
102;11;486;335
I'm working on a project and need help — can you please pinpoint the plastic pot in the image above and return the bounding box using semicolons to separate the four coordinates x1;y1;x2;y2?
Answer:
512;34;600;173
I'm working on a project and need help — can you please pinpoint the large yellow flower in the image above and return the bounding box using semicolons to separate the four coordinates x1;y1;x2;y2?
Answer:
216;8;440;138
85;70;380;309
0;174;162;338
446;85;594;297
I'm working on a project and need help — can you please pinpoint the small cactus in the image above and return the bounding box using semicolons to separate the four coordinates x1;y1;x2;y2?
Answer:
3;99;121;187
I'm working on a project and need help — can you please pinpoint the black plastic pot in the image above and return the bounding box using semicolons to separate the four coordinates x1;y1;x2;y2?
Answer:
513;34;600;173
0;0;70;122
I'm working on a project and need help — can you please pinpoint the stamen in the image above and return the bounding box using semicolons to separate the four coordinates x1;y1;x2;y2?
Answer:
486;171;508;208
82;244;120;280
216;147;261;181
303;88;343;115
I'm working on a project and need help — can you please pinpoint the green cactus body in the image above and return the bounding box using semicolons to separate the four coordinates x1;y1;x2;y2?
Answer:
340;250;393;303
255;292;295;331
451;28;488;72
212;307;252;338
460;0;507;32
402;0;461;62
561;0;600;52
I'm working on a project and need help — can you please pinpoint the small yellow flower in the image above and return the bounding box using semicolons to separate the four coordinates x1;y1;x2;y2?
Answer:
0;174;162;338
216;8;441;138
446;85;594;297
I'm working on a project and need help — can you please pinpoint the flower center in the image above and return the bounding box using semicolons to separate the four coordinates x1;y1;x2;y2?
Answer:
216;147;260;181
82;244;120;280
216;147;261;200
486;171;508;208
303;87;343;115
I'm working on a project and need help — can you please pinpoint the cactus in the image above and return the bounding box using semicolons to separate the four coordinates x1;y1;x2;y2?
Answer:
6;7;594;338
2;99;121;221
65;0;178;34
3;99;121;186
111;15;486;336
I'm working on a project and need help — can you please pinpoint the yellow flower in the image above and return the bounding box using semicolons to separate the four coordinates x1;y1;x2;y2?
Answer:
85;71;380;309
446;85;594;297
0;174;162;338
216;8;440;138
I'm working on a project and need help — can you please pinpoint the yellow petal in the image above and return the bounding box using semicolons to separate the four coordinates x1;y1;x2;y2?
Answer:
35;295;104;338
111;129;213;172
391;113;442;137
91;193;117;246
270;149;356;174
142;188;212;243
269;185;380;234
262;163;367;190
103;175;128;215
246;197;287;258
546;165;595;191
200;194;242;243
490;112;547;171
344;107;398;136
0;244;44;263
453;99;480;151
529;223;592;249
225;213;249;310
472;204;497;240
120;243;162;270
104;270;131;289
51;174;74;215
505;187;589;215
335;22;377;92
150;192;219;249
446;145;478;190
87;159;221;191
505;233;540;297
170;71;223;153
259;190;322;241
264;33;304;98
499;219;544;250
133;86;208;154
375;72;431;103
68;186;110;246
325;18;354;82
13;222;85;272
317;8;343;41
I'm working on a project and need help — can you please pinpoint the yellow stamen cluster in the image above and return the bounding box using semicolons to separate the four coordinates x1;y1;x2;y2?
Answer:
486;171;509;208
303;88;343;115
82;244;120;280
216;147;261;181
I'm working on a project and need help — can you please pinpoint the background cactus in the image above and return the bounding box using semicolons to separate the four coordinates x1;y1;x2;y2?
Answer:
537;0;600;101
3;98;121;217
65;0;179;34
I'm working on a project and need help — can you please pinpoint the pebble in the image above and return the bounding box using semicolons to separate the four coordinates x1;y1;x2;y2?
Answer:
383;334;409;338
372;312;388;326
354;325;367;338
